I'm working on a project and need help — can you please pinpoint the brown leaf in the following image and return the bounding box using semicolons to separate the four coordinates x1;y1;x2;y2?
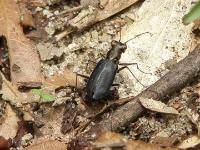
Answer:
61;101;77;134
25;29;48;41
151;135;178;147
80;0;99;7
0;0;41;87
12;120;34;148
23;140;67;150
94;132;178;150
20;0;47;7
178;135;200;149
43;69;84;89
56;0;139;40
19;2;36;28
0;73;27;107
0;104;20;139
139;98;179;115
0;136;10;150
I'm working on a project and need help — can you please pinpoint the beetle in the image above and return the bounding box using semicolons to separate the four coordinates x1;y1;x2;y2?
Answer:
80;32;151;101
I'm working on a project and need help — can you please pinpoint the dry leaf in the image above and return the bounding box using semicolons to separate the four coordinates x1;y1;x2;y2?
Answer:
178;135;200;149
0;73;27;107
80;0;99;7
151;135;178;147
12;120;34;148
94;132;178;150
0;104;20;139
21;0;47;7
120;0;194;95
139;98;179;115
56;0;140;40
43;69;84;89
19;2;36;28
23;140;67;150
0;0;41;87
0;136;10;150
61;101;77;134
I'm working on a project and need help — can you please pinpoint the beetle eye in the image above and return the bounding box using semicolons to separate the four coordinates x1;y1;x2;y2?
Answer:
120;45;127;52
113;58;118;63
111;40;118;46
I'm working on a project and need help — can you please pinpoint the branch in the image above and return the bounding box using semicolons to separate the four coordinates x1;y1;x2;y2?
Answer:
68;45;200;148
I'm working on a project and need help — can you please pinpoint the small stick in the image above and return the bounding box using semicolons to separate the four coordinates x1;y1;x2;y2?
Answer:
68;45;200;148
98;44;200;131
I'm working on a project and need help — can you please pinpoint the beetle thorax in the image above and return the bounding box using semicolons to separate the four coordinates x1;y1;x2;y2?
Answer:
106;40;127;61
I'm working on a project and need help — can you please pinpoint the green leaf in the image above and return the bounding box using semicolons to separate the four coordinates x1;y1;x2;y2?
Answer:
31;89;55;102
31;89;42;96
40;92;55;102
183;1;200;25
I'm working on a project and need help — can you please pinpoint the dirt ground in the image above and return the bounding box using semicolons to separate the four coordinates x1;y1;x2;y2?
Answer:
1;0;200;149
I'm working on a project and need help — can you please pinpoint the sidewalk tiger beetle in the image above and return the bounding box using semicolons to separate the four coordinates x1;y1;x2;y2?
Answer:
76;32;152;102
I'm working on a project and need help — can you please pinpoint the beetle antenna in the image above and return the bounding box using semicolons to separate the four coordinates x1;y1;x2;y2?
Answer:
124;32;152;44
119;26;122;42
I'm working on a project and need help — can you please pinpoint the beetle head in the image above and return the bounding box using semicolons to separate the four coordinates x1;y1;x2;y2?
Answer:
106;40;127;61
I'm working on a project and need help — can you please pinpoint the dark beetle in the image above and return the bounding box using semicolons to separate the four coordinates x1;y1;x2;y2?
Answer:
85;40;127;101
85;32;151;101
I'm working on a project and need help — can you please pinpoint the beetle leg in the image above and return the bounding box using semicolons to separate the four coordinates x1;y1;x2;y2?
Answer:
75;73;89;90
112;83;120;87
75;73;89;79
119;62;152;75
117;66;147;88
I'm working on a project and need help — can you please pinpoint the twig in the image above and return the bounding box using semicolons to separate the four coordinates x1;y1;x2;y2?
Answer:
98;45;200;131
68;45;200;148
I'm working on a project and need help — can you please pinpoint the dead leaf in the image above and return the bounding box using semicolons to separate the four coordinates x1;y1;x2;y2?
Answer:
25;29;48;41
151;135;178;147
19;2;36;28
34;105;66;140
178;135;200;149
23;140;67;150
94;132;178;150
0;0;41;87
43;69;84;89
0;73;27;107
12;120;34;148
80;0;99;7
184;109;200;137
0;136;10;150
56;0;140;40
139;98;179;115
61;101;77;134
119;0;194;96
0;104;20;139
22;0;47;7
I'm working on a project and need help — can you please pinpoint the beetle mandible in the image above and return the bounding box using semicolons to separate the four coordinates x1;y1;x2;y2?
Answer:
84;32;151;101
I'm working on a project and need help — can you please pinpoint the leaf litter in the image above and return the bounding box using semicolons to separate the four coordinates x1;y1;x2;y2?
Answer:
1;0;200;149
139;98;179;115
0;0;41;87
